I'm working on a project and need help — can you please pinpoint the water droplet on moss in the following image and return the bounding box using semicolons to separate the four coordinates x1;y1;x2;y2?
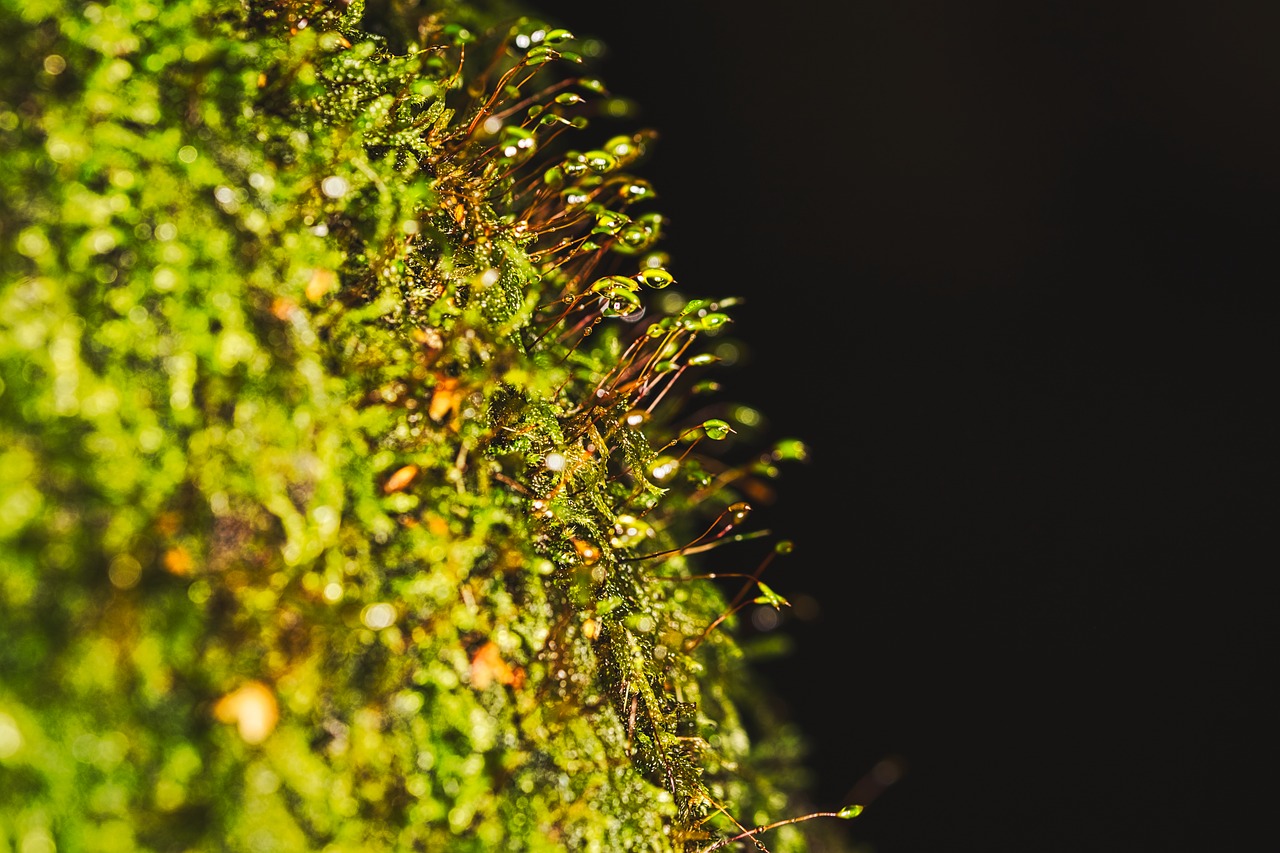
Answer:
597;288;642;320
582;150;617;173
590;274;637;294
701;419;733;440
636;268;674;289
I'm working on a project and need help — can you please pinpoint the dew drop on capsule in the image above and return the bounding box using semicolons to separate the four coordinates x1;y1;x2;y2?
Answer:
617;223;654;248
695;312;731;332
604;134;636;160
636;267;674;289
619;180;653;202
582;150;618;173
597;287;643;319
590;274;638;294
561;155;588;178
701;419;733;440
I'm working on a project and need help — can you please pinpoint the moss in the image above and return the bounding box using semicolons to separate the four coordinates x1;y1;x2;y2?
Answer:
0;1;849;850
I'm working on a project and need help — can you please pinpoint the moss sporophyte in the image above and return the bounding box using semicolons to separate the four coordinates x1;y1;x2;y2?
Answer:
0;1;858;850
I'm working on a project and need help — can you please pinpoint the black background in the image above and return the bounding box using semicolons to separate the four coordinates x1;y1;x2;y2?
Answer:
524;2;1274;851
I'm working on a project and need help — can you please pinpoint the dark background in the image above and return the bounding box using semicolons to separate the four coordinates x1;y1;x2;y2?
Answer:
526;2;1274;851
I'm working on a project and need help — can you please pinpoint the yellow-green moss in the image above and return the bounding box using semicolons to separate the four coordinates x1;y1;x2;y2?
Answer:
0;1;845;850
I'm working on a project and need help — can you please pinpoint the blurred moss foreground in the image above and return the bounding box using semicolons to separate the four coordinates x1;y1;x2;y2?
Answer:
0;1;847;850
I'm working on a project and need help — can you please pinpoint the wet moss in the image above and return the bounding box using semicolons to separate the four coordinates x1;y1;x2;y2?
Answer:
0;1;849;850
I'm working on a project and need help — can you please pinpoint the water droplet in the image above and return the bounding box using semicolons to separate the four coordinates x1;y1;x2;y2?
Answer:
603;134;637;161
725;501;751;526
694;312;731;332
592;211;628;235
680;298;711;316
616;222;654;249
619;180;653;202
623;409;649;427
636;267;674;289
561;153;589;178
590;274;638;294
597;287;643;320
701;419;733;440
582;150;618;173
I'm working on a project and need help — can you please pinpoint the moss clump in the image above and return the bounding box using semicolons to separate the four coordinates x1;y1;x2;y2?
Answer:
0;1;846;850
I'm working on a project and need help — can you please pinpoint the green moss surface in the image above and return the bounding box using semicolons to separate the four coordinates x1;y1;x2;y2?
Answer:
0;1;850;850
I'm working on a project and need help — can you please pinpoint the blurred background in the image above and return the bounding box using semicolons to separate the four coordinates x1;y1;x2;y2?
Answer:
529;2;1274;851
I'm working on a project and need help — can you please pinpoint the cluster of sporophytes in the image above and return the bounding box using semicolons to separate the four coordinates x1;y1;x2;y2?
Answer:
0;0;858;850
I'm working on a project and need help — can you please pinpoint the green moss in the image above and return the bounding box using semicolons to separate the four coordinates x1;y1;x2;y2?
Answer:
0;1;848;850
